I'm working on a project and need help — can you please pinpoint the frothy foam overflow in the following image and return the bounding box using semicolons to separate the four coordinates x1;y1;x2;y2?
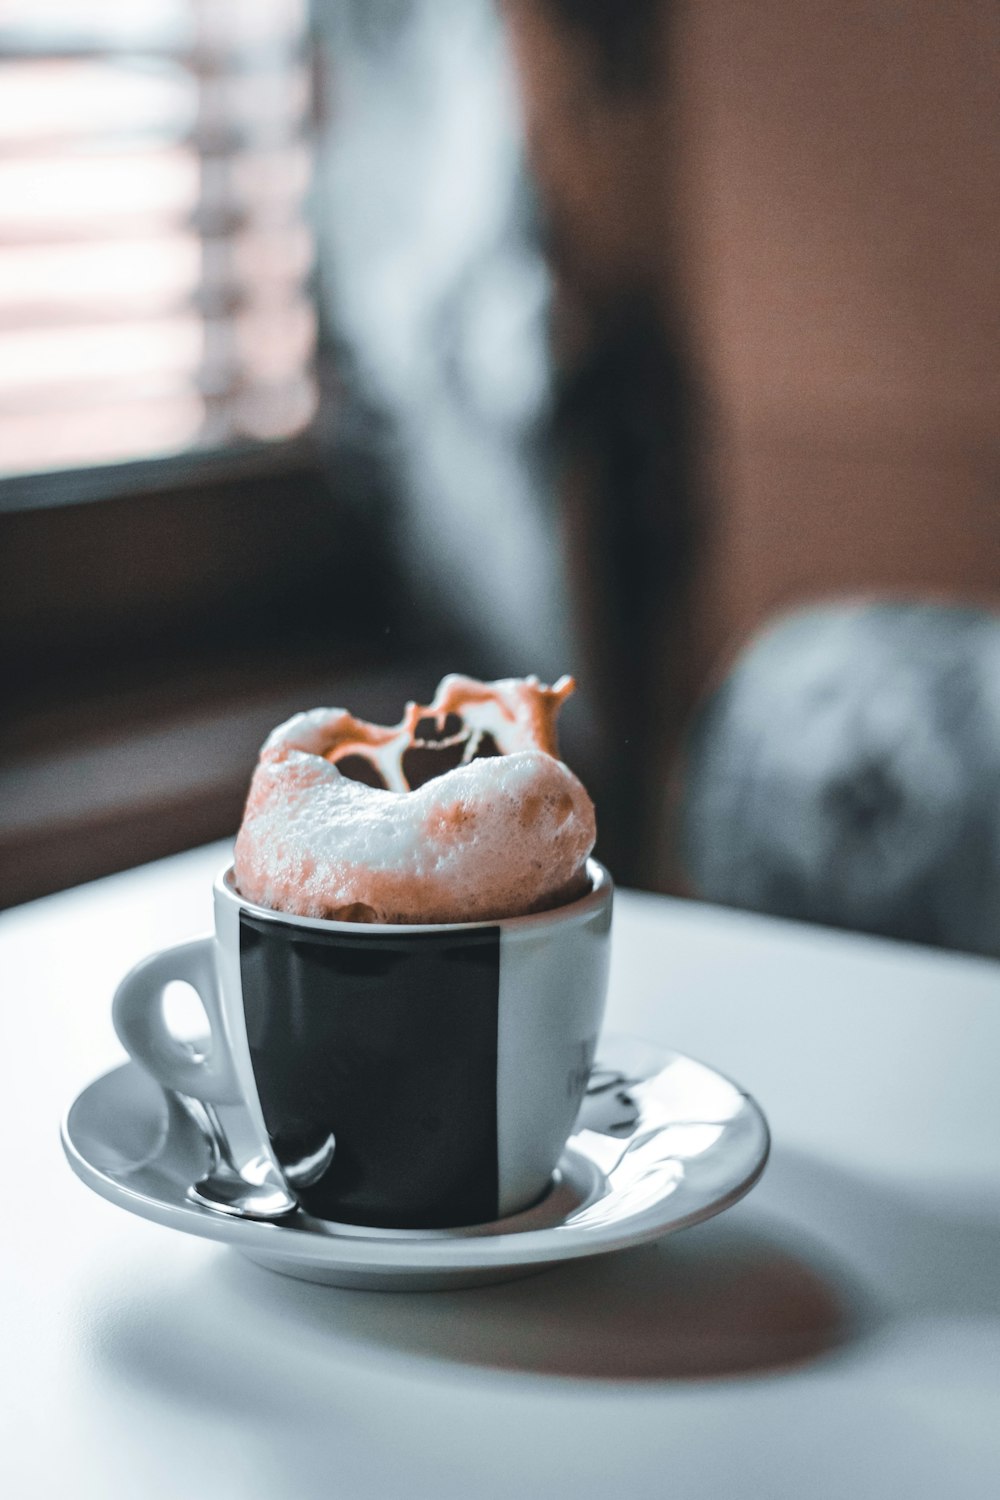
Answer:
234;675;597;924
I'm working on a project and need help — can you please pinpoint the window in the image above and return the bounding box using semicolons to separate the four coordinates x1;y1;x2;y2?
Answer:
0;0;316;484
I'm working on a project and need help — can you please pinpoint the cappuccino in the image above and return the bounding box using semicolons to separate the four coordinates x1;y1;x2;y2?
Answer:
234;674;597;924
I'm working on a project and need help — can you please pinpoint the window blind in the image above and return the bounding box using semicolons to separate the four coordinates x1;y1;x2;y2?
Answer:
0;0;316;482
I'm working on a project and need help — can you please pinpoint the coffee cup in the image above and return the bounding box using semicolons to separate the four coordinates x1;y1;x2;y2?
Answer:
112;860;612;1229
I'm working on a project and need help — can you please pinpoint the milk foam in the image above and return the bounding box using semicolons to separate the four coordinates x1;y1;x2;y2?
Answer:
234;675;596;923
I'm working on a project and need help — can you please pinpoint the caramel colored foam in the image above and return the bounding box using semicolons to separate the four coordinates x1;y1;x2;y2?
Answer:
233;675;596;923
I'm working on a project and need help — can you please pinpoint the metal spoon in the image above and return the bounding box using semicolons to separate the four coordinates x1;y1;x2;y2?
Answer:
182;1096;299;1221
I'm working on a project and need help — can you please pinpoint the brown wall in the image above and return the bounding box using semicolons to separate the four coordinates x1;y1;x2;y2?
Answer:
508;0;999;674
666;0;1000;669
502;0;998;886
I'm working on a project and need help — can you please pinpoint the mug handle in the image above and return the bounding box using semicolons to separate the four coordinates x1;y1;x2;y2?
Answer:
112;937;242;1105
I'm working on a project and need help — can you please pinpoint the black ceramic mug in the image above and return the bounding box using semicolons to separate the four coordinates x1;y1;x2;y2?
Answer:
112;861;613;1229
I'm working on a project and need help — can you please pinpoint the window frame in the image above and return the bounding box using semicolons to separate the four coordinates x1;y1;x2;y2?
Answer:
0;435;318;514
0;393;429;908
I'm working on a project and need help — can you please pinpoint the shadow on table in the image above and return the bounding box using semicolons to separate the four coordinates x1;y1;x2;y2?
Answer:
85;1144;1000;1399
83;1155;871;1391
218;1212;853;1381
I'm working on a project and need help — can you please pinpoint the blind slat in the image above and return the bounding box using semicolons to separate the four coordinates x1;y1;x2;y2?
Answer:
0;0;316;482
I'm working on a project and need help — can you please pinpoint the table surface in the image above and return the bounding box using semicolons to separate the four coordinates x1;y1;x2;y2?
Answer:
2;842;998;1499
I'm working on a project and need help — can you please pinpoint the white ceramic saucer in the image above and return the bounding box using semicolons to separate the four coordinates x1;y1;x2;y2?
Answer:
62;1033;769;1291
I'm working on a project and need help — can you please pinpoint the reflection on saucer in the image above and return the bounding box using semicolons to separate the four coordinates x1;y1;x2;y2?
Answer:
576;1068;641;1137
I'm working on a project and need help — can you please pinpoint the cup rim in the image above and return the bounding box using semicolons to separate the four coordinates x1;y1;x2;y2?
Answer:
216;857;611;936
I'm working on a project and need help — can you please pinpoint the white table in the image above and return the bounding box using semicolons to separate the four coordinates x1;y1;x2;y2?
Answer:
3;842;998;1499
